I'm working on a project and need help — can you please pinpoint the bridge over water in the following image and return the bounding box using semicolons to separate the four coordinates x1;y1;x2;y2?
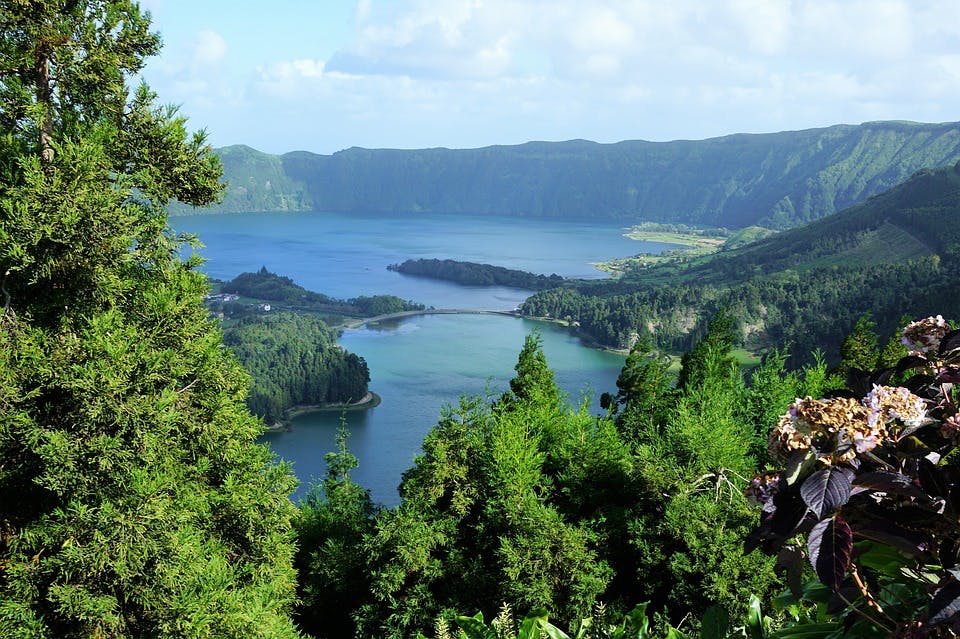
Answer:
341;308;520;330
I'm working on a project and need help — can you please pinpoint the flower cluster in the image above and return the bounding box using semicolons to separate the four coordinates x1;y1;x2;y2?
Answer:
750;315;960;635
744;471;781;507
901;315;950;356
768;396;871;462
767;412;812;459
768;386;927;462
865;384;926;432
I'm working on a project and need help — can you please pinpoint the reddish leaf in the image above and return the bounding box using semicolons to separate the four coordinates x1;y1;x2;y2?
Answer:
808;516;853;591
896;355;930;375
854;471;928;501
801;467;853;518
938;329;960;356
930;580;960;625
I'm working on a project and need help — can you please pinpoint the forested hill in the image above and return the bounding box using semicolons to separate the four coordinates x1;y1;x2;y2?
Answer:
522;160;960;358
172;121;960;229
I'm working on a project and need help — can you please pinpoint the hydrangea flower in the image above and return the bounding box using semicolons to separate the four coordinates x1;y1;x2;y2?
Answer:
768;412;811;460
864;385;926;435
768;396;872;461
901;315;950;356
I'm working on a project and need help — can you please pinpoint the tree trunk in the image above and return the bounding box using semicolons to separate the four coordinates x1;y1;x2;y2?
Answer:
34;43;54;166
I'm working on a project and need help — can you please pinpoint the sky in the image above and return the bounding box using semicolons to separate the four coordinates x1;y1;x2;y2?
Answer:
138;0;960;155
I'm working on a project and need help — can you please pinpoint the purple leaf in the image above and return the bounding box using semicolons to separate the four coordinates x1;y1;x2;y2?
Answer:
808;516;853;591
938;329;960;356
896;355;930;375
930;580;960;625
849;516;929;557
853;471;928;500
801;467;853;518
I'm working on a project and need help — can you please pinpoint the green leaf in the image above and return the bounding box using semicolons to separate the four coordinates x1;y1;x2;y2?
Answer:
539;619;573;639
622;602;651;639
700;605;728;639
770;622;841;639
785;450;817;486
456;613;497;639
855;541;910;576
747;594;766;639
518;609;550;639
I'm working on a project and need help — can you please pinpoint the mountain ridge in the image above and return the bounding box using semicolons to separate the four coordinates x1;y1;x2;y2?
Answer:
173;120;960;230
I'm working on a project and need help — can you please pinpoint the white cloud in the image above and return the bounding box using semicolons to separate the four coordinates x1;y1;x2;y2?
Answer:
142;0;960;152
192;30;227;68
569;9;635;52
356;0;373;23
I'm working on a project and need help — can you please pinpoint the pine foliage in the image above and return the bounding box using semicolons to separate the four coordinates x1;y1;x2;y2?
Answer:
0;2;300;636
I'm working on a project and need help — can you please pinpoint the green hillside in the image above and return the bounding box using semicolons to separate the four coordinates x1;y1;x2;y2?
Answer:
521;160;960;358
183;144;310;213
174;121;960;229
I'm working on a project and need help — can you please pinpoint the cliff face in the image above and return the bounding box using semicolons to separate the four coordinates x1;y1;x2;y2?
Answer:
171;121;960;230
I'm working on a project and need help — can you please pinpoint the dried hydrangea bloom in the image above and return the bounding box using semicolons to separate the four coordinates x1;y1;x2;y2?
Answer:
770;396;872;459
901;315;949;356
864;385;927;436
745;471;781;507
768;412;812;460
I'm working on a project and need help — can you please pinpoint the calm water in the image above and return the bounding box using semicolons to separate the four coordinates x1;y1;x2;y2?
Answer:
171;211;669;505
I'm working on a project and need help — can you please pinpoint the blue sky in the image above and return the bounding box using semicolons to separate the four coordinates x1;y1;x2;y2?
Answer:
139;0;960;154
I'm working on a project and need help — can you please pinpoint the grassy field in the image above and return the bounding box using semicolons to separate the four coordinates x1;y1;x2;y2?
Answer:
596;227;728;276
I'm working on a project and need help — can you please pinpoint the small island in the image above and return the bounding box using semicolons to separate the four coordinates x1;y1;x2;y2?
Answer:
388;258;564;290
210;266;425;319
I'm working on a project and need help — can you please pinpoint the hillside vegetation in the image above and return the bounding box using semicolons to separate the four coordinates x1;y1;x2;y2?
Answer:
172;121;960;229
522;161;960;358
222;313;370;424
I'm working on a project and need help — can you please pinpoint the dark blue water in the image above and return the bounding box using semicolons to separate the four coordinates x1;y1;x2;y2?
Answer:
172;211;669;505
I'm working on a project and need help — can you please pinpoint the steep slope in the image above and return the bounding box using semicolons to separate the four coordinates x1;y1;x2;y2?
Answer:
200;145;310;213
521;161;960;359
670;160;960;283
174;121;960;229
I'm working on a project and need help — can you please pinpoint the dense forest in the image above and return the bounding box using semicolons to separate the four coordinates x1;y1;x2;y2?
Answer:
292;312;960;639
222;313;370;423
0;2;302;636
171;122;960;230
388;258;564;290
6;2;960;639
522;161;960;361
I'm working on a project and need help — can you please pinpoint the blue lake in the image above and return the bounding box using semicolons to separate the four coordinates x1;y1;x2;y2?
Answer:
172;211;669;505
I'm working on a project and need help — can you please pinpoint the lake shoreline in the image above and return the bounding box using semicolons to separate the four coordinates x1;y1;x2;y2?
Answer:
263;391;382;431
519;313;630;355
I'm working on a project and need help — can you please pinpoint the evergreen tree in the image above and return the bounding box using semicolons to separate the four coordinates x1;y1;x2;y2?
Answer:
349;342;619;638
837;313;880;376
603;336;674;450
0;2;300;636
878;315;912;368
506;333;561;406
295;428;379;639
617;313;778;626
676;309;738;391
